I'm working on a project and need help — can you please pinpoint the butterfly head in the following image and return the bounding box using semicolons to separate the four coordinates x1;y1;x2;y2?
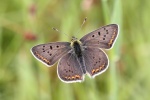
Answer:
70;36;82;47
71;36;78;42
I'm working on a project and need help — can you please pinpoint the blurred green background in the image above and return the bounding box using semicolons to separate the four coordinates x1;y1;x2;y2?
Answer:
0;0;150;100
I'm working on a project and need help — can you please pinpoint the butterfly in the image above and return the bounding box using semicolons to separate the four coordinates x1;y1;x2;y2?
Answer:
31;24;119;83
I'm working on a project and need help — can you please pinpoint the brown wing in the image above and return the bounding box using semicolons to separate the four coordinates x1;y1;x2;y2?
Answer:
57;52;84;83
80;24;119;49
31;42;71;67
82;47;109;78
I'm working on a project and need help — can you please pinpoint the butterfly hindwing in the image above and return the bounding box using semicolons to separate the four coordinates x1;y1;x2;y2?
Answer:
80;24;118;49
31;42;71;67
82;47;109;77
57;52;84;83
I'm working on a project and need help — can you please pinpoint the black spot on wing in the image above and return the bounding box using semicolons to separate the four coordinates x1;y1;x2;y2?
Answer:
50;46;52;49
42;47;45;52
106;30;108;34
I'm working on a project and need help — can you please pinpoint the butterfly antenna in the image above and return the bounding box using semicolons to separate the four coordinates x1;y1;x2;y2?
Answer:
75;17;87;37
52;27;69;37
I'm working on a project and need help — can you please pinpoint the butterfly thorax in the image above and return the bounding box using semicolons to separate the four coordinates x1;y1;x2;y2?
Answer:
71;36;83;57
72;41;82;57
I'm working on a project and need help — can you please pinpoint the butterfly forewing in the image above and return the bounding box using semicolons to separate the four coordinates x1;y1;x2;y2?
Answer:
57;52;84;83
31;42;71;67
80;24;118;49
82;47;109;77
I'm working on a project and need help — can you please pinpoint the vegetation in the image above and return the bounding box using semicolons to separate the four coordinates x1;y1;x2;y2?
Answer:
0;0;150;100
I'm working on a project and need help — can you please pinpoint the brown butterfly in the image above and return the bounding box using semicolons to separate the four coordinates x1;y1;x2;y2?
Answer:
31;24;119;83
